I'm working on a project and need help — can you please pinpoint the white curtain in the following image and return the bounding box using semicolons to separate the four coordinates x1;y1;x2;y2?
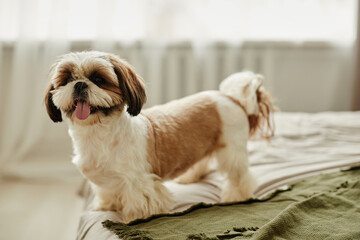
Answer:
0;0;356;179
1;0;356;42
0;0;71;179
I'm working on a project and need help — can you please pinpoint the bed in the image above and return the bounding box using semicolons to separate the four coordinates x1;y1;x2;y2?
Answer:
76;112;360;240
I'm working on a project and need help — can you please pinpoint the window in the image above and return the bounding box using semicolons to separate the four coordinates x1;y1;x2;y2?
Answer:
0;0;356;42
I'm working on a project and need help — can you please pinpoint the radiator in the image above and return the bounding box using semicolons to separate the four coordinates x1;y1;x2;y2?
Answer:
88;41;353;112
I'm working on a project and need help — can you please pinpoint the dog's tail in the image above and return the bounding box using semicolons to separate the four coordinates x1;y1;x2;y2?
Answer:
219;71;276;139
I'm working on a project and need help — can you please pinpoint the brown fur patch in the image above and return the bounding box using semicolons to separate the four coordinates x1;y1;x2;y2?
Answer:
52;61;75;88
111;139;119;148
84;63;119;86
143;93;223;179
101;84;123;105
44;84;62;122
105;55;147;116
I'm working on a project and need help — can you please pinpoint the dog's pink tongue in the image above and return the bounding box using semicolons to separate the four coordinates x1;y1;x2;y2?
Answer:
75;101;91;120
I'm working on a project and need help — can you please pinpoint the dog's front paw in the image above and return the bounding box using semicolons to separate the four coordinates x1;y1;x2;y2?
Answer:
94;203;116;212
121;195;172;223
122;206;169;224
121;181;173;223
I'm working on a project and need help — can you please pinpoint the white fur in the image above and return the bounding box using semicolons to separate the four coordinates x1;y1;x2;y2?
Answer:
219;71;264;115
69;112;172;223
217;73;260;200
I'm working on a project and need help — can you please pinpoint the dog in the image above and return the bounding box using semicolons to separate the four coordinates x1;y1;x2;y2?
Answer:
44;51;274;223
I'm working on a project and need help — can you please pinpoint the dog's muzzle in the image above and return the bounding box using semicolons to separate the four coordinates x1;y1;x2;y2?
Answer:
73;82;88;100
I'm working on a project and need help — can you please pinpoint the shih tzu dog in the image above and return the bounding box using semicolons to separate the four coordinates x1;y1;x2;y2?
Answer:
44;51;274;223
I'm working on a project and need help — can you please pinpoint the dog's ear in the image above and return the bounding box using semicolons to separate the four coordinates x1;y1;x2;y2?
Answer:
108;55;146;116
44;83;62;122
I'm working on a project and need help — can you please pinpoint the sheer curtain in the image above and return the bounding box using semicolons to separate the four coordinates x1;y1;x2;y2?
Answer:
0;0;356;179
0;0;71;178
353;1;360;110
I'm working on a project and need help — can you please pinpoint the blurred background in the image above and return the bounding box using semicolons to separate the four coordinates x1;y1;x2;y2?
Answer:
0;0;359;239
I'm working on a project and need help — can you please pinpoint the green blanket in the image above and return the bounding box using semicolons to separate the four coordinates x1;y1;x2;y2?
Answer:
103;167;360;240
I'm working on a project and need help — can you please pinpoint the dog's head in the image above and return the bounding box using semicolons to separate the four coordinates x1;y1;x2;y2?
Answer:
44;51;146;125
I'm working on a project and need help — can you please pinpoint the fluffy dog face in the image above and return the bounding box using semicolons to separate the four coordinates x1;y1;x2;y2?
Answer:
45;51;146;125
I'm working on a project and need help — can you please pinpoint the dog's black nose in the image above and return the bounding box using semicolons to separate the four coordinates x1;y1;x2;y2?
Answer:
74;82;88;91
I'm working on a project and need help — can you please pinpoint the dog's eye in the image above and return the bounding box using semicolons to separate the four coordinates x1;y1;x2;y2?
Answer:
93;76;104;85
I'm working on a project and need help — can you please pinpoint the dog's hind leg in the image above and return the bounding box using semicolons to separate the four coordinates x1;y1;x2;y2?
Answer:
176;157;212;184
216;140;257;202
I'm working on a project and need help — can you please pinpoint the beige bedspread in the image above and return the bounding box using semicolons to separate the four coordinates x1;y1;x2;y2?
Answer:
76;112;360;240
